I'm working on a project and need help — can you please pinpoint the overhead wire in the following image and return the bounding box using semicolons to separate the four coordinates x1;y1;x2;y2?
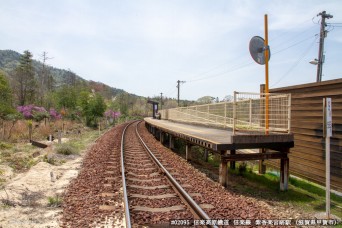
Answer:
187;60;254;83
271;36;318;87
184;19;318;84
163;15;323;97
272;34;318;55
270;18;313;42
185;51;251;82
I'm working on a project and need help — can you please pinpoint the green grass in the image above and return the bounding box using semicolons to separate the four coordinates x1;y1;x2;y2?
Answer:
228;162;342;218
0;142;12;150
195;155;342;218
55;144;79;155
47;195;62;207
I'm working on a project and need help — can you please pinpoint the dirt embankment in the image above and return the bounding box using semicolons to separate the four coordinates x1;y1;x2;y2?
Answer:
0;128;113;228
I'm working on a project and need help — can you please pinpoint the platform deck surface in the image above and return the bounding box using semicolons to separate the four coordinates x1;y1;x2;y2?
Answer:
144;117;294;151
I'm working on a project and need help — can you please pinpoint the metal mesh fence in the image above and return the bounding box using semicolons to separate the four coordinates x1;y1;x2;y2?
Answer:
159;91;291;134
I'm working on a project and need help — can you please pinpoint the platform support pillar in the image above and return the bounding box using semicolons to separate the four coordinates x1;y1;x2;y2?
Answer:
219;151;228;187
280;153;289;191
169;135;174;149
186;144;192;161
259;148;267;174
160;131;164;144
230;150;236;169
204;149;208;162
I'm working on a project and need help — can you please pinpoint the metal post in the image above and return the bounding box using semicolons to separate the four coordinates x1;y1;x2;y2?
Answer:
264;14;270;135
324;97;332;218
224;102;227;127
288;94;292;133
249;98;252;127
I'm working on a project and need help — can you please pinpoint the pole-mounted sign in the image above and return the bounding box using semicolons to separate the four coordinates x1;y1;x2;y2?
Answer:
324;97;332;218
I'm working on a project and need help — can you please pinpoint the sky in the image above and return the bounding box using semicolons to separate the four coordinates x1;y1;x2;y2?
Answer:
0;0;341;101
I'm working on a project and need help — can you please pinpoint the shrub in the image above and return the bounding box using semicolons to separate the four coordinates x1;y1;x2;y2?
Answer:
55;144;78;155
238;162;247;174
47;195;62;207
0;142;12;150
8;156;36;171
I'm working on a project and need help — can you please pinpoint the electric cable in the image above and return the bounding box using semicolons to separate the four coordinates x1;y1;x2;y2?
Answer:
271;36;318;87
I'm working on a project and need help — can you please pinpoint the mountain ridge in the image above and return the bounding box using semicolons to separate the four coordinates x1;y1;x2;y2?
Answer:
0;49;128;99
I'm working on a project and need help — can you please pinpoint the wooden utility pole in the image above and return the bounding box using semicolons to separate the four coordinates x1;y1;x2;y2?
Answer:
160;92;163;110
316;11;333;82
177;80;185;107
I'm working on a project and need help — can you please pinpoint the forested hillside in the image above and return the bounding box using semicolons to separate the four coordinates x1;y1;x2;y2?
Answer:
0;50;125;99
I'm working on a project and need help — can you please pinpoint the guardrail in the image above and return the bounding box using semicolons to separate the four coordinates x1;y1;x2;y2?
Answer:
160;91;291;135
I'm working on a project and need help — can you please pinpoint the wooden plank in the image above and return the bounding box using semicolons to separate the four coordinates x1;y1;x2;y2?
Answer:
269;79;342;191
222;152;288;161
266;161;342;192
31;140;48;148
270;78;342;92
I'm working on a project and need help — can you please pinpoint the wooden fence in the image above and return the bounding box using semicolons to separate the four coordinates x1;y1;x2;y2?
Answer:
267;78;342;192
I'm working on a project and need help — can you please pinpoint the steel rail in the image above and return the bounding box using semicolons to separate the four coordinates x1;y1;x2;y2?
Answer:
121;121;133;228
135;121;217;228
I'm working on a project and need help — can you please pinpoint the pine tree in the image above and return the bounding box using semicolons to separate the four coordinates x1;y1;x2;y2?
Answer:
0;71;14;118
11;50;37;105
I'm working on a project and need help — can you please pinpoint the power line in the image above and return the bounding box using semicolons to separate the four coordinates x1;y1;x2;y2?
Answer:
271;25;316;52
271;37;318;87
272;35;317;55
187;61;254;83
186;51;250;82
270;18;313;42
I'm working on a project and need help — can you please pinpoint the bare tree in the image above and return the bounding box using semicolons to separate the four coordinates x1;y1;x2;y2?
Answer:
38;51;53;105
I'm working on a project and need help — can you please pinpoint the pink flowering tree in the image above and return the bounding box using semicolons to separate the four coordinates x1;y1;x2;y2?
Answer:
104;110;121;124
49;108;62;120
17;105;51;122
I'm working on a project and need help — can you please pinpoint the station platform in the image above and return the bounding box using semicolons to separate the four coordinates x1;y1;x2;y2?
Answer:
144;117;294;151
144;117;294;191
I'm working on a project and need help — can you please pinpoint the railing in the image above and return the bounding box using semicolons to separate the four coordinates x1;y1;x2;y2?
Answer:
159;91;291;135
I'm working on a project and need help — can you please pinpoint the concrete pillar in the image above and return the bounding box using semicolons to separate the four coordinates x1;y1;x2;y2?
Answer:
160;131;164;144
280;157;289;191
169;135;174;149
204;149;208;162
230;150;236;169
259;148;266;174
186;144;192;161
219;151;228;187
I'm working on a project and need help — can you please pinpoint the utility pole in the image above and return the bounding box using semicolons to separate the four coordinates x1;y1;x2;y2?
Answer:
160;92;163;110
176;80;185;107
316;11;333;82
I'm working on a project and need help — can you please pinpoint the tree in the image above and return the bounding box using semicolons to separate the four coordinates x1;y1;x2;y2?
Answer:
0;71;15;118
79;92;106;127
196;96;215;104
55;85;77;110
11;50;36;105
38;51;53;105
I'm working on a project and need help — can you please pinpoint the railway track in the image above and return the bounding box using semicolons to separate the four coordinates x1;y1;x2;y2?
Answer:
62;121;277;227
121;121;214;227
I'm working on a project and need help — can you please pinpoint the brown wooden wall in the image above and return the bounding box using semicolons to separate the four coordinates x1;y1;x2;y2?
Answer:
267;78;342;192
